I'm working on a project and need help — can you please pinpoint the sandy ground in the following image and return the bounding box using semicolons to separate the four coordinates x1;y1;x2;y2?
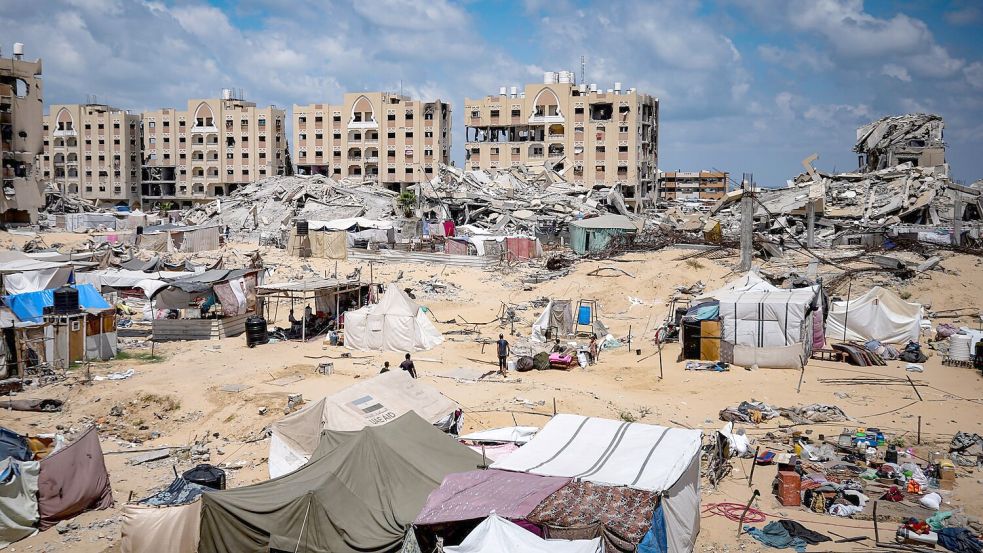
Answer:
2;232;982;552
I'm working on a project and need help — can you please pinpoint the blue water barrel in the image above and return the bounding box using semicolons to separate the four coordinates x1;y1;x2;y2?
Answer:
577;305;592;325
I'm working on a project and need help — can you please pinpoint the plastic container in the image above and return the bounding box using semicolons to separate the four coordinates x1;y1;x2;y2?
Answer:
183;464;226;490
245;316;269;348
52;285;80;314
295;220;309;236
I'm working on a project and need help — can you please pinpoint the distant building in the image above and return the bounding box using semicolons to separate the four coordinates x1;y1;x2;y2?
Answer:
41;103;141;209
141;90;287;209
464;71;659;212
854;114;946;174
0;43;44;224
292;93;452;192
659;170;729;201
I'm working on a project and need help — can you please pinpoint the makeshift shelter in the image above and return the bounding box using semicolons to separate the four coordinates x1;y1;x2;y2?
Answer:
136;224;222;253
491;414;702;553
568;215;640;255
344;283;443;352
36;427;113;530
0;251;74;295
269;370;460;477
415;470;570;526
288;228;349;260
0;457;40;549
256;278;367;342
444;514;602;553
531;300;575;342
149;269;260;341
121;479;206;553
199;413;482;553
75;268;193;298
826;286;922;344
3;284;110;323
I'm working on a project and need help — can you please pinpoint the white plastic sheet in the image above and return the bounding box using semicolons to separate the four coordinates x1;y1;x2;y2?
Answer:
444;514;602;553
826;286;921;344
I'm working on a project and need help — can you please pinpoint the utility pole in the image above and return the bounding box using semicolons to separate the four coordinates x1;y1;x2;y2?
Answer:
739;174;754;272
952;193;963;247
806;202;816;249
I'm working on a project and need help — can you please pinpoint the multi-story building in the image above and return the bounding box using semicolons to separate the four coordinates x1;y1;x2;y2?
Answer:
41;103;141;209
141;90;286;208
0;43;44;224
292;92;452;192
464;71;659;212
659;170;729;201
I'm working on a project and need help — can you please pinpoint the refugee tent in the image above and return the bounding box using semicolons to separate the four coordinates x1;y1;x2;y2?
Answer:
458;426;539;444
825;286;922;344
415;470;570;525
0;457;40;549
491;414;702;553
36;427;113;530
120;479;206;553
531;299;575;342
568;215;640;255
716;287;820;369
268;370;460;477
444;514;602;553
0;251;74;295
75;268;193;298
3;284;111;323
344;283;443;352
198;412;482;553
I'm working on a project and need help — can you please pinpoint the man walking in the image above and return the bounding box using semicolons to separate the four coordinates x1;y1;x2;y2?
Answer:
496;334;510;377
399;353;417;378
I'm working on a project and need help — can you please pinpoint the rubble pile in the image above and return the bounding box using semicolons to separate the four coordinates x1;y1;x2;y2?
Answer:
43;185;100;213
182;174;398;241
854;113;945;173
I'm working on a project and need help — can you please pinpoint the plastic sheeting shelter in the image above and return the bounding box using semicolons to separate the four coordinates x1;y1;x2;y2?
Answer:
344;283;443;352
716;287;819;369
0;458;40;549
121;501;201;553
568;215;640;255
0;251;74;295
199;413;482;553
4;284;111;323
826;286;922;344
269;370;459;477
491;414;702;553
531;300;574;342
444;514;602;553
36;427;113;530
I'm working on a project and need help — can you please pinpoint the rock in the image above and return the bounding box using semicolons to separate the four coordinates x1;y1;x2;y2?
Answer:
128;448;171;465
284;394;303;414
109;405;124;417
257;406;268;415
55;521;79;534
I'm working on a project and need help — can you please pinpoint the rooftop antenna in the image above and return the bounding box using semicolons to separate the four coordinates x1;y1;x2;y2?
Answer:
580;55;586;85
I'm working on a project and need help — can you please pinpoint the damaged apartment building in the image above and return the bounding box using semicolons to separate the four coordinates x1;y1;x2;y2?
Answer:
292;93;451;192
0;43;44;224
854;114;946;175
40;102;142;209
464;71;659;213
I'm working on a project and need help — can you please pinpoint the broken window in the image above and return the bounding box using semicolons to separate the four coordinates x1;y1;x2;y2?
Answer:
405;110;414;120
315;116;323;123
405;168;412;175
619;105;630;114
387;149;396;158
490;110;500;118
405;131;413;138
424;131;433;138
299;116;306;124
575;107;584;115
333;115;341;122
596;145;605;153
388;167;396;174
511;109;520;117
333;132;341;139
590;103;613;120
471;110;479;118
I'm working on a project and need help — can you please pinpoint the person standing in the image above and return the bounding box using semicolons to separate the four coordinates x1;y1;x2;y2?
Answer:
496;334;510;377
399;353;417;378
589;334;600;365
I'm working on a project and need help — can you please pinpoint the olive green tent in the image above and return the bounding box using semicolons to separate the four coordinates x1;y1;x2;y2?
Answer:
198;412;482;553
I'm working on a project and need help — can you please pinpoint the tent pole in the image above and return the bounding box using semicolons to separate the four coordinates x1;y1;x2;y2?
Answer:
842;280;852;343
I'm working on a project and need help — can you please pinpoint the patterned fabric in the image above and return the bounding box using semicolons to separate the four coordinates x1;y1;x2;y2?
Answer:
527;481;659;553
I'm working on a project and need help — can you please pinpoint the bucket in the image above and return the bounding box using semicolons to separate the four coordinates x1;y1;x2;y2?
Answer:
636;349;641;355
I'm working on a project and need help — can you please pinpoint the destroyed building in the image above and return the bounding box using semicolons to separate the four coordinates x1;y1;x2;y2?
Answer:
0;42;44;224
41;103;142;209
292;92;452;192
659;170;729;201
854;113;945;175
464;71;659;213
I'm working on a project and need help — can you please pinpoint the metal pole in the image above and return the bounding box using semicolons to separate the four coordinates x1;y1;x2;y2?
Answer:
739;188;754;272
737;489;760;537
797;365;805;393
806;201;816;249
842;280;852;343
747;446;760;487
658;337;664;380
917;416;922;445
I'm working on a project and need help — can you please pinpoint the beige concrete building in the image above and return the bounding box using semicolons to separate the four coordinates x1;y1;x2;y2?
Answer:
41;103;141;209
0;43;44;224
659;170;729;201
141;90;287;208
464;71;658;211
292;92;451;191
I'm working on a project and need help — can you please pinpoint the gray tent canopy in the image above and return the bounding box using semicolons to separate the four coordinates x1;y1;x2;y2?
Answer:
198;412;482;553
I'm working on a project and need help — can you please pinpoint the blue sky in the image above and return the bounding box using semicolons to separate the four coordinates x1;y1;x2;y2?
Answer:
3;0;982;185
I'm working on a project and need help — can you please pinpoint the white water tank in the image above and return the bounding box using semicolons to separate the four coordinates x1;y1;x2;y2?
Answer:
222;88;232;100
543;71;557;84
590;83;598;92
13;42;24;58
510;86;518;98
614;82;622;94
558;71;574;84
499;86;507;96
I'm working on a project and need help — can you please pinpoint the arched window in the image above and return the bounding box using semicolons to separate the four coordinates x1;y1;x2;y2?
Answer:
193;103;215;128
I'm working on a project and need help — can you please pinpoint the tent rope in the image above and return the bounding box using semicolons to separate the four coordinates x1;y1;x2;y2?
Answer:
294;494;313;553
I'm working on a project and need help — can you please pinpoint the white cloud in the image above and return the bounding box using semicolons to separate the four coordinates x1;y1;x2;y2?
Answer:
944;5;982;26
963;62;983;89
758;44;834;72
881;63;911;82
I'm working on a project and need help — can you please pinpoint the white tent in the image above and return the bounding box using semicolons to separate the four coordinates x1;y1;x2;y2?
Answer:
530;300;575;343
268;370;459;477
491;414;703;553
344;283;443;352
445;514;602;553
826;286;921;344
696;271;776;302
0;251;74;295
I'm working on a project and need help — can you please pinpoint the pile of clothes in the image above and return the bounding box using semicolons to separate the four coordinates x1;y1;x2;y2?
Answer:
744;520;830;552
719;401;780;424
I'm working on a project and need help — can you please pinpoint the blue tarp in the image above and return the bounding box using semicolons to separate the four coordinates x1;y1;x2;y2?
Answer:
637;502;668;553
3;284;111;323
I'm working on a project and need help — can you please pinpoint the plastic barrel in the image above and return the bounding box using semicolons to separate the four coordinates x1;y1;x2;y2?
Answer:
52;285;79;314
182;464;226;490
245;316;269;348
950;334;972;361
295;220;309;236
974;341;983;370
577;305;592;325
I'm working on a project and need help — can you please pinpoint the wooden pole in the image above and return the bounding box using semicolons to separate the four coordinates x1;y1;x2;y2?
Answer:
628;325;632;351
737;489;760;537
747;446;760;487
917;416;922;445
553;397;557;416
797;365;805;393
907;375;923;401
658;338;664;380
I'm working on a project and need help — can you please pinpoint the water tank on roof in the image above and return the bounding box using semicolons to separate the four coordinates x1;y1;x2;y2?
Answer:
52;286;79;315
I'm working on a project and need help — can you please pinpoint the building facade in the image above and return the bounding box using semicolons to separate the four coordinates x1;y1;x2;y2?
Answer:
292;92;452;192
0;43;44;223
659;170;729;201
41;103;141;209
464;71;659;212
141;91;287;209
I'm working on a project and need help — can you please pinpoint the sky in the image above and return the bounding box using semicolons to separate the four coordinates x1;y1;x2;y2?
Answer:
2;0;982;186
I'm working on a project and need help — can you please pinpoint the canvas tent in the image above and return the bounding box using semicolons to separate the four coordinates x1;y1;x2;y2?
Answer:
121;479;205;553
531;300;575;342
491;414;702;553
826;286;922;344
444;514;602;553
0;457;40;549
269;370;459;477
415;470;569;526
199;412;482;553
0;251;74;295
344;283;443;352
36;427;113;530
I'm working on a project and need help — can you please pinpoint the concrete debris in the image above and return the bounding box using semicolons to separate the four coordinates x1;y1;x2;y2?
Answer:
854;113;945;173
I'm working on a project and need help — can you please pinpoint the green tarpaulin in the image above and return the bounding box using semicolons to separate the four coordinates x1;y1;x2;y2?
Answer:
198;412;482;553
